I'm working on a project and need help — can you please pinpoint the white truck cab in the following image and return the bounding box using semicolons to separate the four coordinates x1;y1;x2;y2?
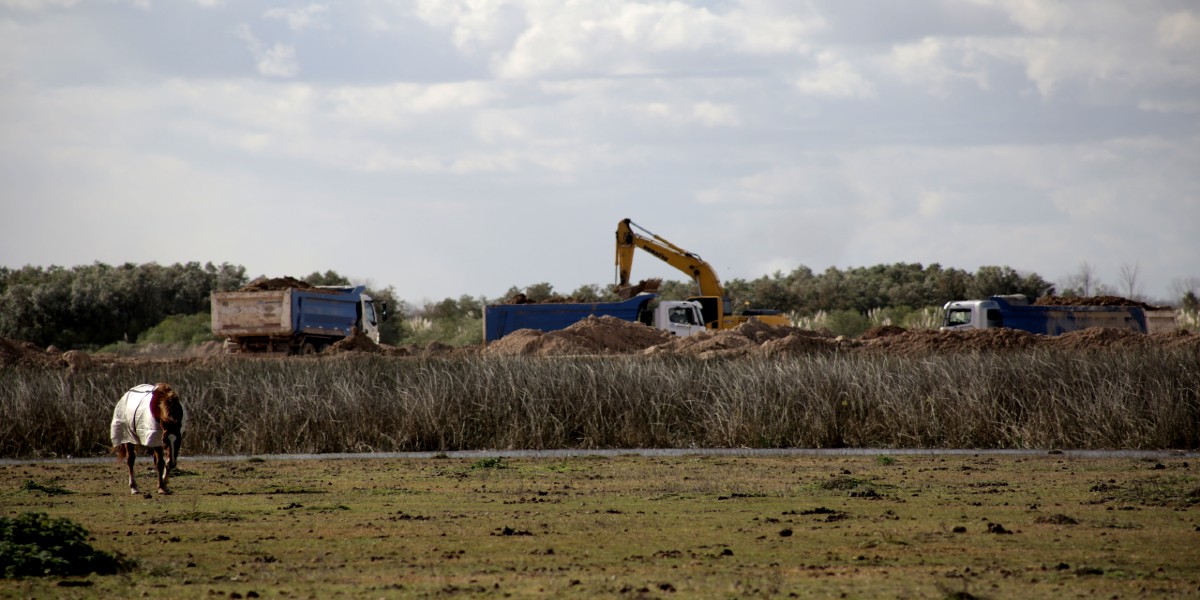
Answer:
652;300;708;337
941;299;1004;331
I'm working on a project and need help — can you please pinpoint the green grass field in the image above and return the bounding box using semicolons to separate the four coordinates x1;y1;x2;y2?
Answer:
3;453;1198;598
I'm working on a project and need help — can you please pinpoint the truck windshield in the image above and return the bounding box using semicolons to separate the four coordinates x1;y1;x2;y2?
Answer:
945;309;972;326
669;307;696;325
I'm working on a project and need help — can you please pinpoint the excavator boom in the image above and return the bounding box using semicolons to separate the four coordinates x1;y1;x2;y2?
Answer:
615;218;724;299
614;217;791;330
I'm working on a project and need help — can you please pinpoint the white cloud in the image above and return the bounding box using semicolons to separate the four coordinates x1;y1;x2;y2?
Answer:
0;0;79;9
264;4;329;32
886;37;989;95
415;0;825;79
235;24;299;78
1158;11;1200;49
794;51;874;99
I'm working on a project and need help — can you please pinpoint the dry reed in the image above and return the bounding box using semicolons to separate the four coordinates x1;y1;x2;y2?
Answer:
1;348;1196;458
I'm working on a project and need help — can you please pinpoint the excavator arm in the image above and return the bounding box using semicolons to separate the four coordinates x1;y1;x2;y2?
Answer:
614;218;724;300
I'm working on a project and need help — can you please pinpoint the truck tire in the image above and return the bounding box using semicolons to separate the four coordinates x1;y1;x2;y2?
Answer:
300;342;318;355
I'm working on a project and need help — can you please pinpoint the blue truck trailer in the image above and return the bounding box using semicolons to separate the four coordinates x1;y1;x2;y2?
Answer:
211;285;384;354
940;295;1172;335
484;294;706;343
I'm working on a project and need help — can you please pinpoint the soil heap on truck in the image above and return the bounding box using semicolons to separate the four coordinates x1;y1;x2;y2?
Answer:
484;293;705;343
614;218;790;330
941;295;1175;335
212;282;385;354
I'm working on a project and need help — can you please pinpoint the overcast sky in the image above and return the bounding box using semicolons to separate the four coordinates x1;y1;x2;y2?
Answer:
2;0;1197;307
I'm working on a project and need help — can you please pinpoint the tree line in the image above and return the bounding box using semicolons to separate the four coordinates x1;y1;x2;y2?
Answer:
4;260;1192;350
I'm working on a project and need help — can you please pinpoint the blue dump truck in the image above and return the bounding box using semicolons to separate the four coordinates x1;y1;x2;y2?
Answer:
211;285;384;354
941;295;1174;335
484;294;707;343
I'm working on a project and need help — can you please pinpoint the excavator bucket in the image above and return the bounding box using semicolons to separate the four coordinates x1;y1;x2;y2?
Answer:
615;278;662;300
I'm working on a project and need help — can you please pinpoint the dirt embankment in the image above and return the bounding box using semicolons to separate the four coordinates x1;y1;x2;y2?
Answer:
483;318;1200;359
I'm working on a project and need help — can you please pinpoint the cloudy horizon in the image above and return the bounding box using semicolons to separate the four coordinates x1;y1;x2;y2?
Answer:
2;0;1197;306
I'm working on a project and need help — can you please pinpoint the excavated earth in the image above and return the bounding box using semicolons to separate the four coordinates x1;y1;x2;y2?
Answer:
4;322;1199;369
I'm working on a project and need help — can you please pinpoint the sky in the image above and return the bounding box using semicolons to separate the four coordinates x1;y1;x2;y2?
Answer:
1;0;1198;307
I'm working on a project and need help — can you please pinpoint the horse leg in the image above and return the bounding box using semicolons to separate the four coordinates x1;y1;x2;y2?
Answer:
152;446;170;494
125;444;139;495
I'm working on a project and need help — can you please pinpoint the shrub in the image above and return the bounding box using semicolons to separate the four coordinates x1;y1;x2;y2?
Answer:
0;512;132;578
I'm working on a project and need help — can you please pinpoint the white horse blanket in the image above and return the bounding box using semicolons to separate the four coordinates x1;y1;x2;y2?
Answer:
110;384;165;448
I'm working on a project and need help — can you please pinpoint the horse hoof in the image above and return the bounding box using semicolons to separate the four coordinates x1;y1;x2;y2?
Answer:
130;488;140;495
158;488;171;495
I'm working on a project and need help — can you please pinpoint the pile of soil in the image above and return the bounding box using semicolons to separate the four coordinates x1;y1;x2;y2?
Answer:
0;338;58;368
326;330;382;354
648;319;836;359
238;276;314;292
484;316;671;357
1033;295;1167;310
861;325;908;340
857;328;1041;355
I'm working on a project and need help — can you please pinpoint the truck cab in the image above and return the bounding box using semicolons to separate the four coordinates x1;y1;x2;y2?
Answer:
941;299;1005;331
650;300;707;337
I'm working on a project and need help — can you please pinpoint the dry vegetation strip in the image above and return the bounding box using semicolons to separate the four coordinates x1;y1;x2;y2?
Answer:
2;454;1198;598
2;349;1199;458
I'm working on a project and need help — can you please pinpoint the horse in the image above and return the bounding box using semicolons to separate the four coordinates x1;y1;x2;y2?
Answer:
110;383;185;495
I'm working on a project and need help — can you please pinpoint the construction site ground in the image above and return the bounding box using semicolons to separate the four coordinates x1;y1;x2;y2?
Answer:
4;316;1199;370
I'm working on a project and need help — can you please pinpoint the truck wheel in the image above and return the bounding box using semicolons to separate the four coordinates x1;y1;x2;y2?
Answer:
300;342;318;355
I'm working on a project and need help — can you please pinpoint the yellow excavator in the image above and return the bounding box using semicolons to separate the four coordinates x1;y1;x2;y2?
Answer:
614;218;791;330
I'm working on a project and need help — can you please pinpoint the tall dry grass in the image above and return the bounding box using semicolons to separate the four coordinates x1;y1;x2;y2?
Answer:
1;349;1197;458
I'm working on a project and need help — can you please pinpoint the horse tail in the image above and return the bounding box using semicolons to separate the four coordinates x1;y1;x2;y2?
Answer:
113;444;128;461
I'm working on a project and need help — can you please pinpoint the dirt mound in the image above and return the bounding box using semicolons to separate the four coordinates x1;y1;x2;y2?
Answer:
326;330;382;354
861;325;907;340
1146;329;1200;349
858;328;1041;355
758;332;841;357
1048;327;1148;350
648;319;832;359
1033;295;1167;310
0;338;58;369
239;276;314;292
485;315;671;357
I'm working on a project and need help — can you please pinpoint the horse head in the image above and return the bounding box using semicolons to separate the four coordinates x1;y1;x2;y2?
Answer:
154;383;185;471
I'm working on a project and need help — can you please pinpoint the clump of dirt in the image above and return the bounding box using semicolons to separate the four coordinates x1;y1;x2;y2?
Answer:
1033;295;1167;310
238;276;314;292
861;325;907;340
0;338;58;369
59;350;92;372
485;316;671;357
326;330;382;354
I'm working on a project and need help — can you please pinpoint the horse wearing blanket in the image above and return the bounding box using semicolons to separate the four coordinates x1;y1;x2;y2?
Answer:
110;383;185;494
